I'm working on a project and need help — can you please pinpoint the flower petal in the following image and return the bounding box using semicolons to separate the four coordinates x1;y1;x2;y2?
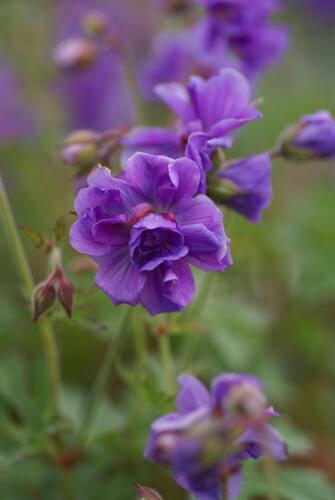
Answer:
155;82;195;122
94;248;145;306
168;157;201;203
211;373;263;409
121;126;181;163
69;218;110;256
125;153;176;209
176;374;210;414
140;261;195;315
87;165;141;210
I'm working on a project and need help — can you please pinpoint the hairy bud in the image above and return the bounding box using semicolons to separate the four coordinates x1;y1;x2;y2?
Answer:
33;278;56;321
53;38;97;71
62;129;99;170
136;484;163;500
57;272;75;319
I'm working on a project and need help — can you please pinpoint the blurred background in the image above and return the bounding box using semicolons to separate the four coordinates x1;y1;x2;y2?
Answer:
0;0;335;498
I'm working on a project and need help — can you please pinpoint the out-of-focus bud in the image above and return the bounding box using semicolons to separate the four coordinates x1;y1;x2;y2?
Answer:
53;38;97;71
156;0;191;13
278;110;335;161
56;271;75;319
225;383;266;419
61;129;99;171
82;10;108;36
136;484;163;500
33;278;56;322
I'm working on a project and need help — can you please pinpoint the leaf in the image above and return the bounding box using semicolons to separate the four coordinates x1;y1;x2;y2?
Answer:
19;225;53;254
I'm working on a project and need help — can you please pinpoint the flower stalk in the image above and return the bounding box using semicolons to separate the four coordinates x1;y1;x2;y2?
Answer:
0;172;61;416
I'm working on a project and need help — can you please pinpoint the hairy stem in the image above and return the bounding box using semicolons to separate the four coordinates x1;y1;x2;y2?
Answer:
0;172;61;416
159;334;176;395
78;308;130;445
264;457;279;500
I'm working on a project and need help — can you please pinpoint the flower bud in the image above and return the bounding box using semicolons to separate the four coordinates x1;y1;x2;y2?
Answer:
57;273;75;319
82;11;108;36
62;129;99;170
32;278;56;321
53;38;97;71
279;110;335;161
136;484;163;500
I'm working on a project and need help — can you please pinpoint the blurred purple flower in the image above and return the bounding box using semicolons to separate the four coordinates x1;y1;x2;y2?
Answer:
145;373;287;499
69;154;232;315
123;69;261;190
55;0;146;131
0;61;34;145
139;0;288;98
215;153;273;223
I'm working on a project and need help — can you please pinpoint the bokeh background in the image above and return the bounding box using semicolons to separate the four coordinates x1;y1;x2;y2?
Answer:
0;1;335;498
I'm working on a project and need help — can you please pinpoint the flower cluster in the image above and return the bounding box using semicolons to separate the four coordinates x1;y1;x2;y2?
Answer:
70;154;231;315
145;373;287;499
139;0;289;99
123;68;272;222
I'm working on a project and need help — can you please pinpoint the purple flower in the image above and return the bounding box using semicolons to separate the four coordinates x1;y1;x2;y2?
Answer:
139;1;288;98
0;61;34;145
145;373;287;500
138;22;229;101
123;69;261;190
214;153;273;223
281;111;335;160
69;153;232;315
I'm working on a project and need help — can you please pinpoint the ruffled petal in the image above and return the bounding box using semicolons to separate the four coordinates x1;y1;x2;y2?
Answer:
87;165;141;210
140;261;195;315
94;248;145;306
168;157;201;203
69;218;110;256
125;153;176;209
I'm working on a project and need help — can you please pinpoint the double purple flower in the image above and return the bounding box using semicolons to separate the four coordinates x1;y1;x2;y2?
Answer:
146;373;287;499
70;153;232;315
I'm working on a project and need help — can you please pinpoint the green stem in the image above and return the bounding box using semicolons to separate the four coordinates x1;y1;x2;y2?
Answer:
132;307;147;368
0;173;34;296
264;457;279;500
0;172;61;416
78;308;130;445
180;272;216;369
159;334;176;395
60;469;76;500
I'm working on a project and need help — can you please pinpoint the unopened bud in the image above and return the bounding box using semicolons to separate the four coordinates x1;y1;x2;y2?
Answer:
62;129;99;170
57;272;75;319
33;278;56;321
82;11;108;36
53;38;97;71
278;110;335;161
136;484;163;500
